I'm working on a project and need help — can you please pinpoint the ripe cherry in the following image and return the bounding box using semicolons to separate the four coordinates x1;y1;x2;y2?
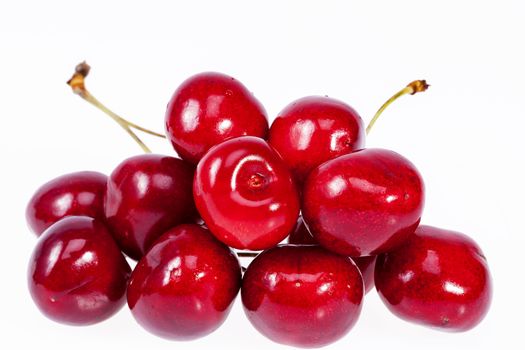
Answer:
127;224;242;340
28;216;131;326
242;245;363;348
288;216;377;293
302;148;424;257
105;154;195;260
26;171;107;236
375;225;492;332
194;136;300;250
165;72;269;164
268;96;365;185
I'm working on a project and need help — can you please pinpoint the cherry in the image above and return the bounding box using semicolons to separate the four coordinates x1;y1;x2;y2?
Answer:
194;136;300;250
127;224;242;340
241;245;363;348
28;216;131;326
105;154;195;260
302;148;424;257
268;96;365;185
26;171;107;236
288;216;377;293
375;225;492;332
165;72;269;164
267;81;429;186
287;216;318;245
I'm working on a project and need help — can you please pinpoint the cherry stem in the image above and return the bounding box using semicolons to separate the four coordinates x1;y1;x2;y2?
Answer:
366;80;429;135
67;61;166;153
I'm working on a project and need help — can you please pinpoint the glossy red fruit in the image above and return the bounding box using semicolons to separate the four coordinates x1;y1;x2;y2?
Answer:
242;245;363;348
28;216;131;326
127;224;242;340
26;171;107;236
105;154;195;260
288;216;377;294
165;72;269;164
302;148;424;257
375;225;492;332
268;96;365;185
194;136;300;250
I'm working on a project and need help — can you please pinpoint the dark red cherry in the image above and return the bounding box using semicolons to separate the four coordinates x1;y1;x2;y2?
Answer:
242;245;363;348
127;224;242;340
288;216;377;293
194;136;300;250
375;225;492;332
26;171;107;236
165;72;269;164
104;154;195;260
302;148;424;257
28;216;130;326
268;96;365;185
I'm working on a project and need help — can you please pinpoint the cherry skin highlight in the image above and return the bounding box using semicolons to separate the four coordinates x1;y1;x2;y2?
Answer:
104;154;195;260
242;245;363;348
26;171;107;236
193;136;300;250
302;148;424;257
375;225;492;332
268;96;365;185
127;224;242;340
28;216;131;326
288;216;377;294
165;72;269;164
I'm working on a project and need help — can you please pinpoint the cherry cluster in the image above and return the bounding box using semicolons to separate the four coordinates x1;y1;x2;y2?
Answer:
26;63;492;348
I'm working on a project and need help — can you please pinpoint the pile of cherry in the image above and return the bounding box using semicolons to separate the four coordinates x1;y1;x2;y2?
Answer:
26;64;492;348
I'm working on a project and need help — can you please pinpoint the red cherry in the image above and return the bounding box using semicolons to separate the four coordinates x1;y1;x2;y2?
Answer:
28;216;130;326
302;148;424;256
288;216;377;293
355;256;377;295
105;154;195;260
268;96;365;185
242;245;363;348
287;216;318;245
26;171;107;236
127;224;242;340
194;136;300;250
165;72;269;164
375;225;492;331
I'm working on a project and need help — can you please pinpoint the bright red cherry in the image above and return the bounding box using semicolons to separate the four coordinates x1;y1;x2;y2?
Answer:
268;96;365;185
26;171;107;236
242;245;363;348
375;225;492;331
302;148;424;257
288;216;377;294
165;72;269;164
194;136;300;250
105;154;195;260
127;224;242;340
28;216;130;326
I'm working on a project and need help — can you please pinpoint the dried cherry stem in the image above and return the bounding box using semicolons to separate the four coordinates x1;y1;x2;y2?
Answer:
67;61;166;153
366;80;429;135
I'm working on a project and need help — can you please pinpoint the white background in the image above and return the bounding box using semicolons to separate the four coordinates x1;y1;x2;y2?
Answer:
1;1;524;349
